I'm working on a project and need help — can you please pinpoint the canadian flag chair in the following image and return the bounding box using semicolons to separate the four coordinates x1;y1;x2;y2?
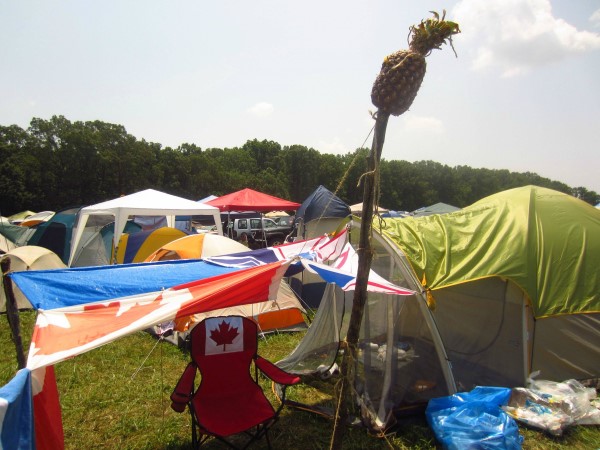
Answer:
170;316;301;449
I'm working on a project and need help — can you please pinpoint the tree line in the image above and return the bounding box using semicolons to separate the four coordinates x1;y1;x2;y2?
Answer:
1;115;598;216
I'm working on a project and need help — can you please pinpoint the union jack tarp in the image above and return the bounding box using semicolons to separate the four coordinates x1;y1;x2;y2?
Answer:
301;242;415;295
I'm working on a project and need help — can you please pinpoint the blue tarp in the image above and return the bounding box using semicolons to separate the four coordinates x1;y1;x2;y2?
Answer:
9;259;239;310
9;245;309;310
426;386;523;450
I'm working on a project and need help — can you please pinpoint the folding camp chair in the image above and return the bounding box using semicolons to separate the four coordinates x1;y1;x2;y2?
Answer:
170;315;301;449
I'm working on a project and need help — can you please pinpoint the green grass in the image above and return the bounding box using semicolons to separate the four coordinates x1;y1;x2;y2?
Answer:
2;311;599;449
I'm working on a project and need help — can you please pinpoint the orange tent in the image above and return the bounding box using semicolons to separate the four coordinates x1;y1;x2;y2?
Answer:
144;233;247;262
144;234;307;335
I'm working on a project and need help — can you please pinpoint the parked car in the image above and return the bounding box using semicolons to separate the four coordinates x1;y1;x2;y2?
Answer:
227;217;293;248
271;215;295;228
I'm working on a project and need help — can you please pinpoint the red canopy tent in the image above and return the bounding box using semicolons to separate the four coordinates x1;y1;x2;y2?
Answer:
206;188;301;212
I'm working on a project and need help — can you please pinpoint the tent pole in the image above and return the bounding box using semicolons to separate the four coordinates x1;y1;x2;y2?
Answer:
1;257;27;369
260;212;267;247
227;211;231;238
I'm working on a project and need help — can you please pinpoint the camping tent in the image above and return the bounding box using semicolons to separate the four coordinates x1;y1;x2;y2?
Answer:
277;225;457;430
115;227;188;264
265;210;289;218
27;207;83;264
205;188;301;212
7;211;36;224
294;185;350;240
380;210;410;218
411;202;460;217
144;233;248;262
376;185;600;387
18;211;55;227
277;185;600;431
291;186;351;307
349;202;388;216
0;246;66;312
70;220;142;267
68;189;223;266
26;206;119;265
1;217;35;253
144;234;308;336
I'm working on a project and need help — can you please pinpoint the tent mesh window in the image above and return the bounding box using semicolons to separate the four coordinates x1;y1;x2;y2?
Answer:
277;227;452;431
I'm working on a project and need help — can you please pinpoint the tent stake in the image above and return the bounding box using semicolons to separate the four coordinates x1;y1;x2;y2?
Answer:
1;257;27;369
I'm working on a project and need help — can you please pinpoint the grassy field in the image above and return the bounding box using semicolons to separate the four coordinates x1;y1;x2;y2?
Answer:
2;310;599;449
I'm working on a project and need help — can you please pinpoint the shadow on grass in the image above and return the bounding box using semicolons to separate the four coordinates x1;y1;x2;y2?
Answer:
159;410;437;450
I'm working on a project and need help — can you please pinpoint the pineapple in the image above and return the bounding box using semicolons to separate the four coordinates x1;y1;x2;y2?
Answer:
371;11;460;116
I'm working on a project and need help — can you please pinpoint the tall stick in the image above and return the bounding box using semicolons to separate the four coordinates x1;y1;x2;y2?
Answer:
1;257;27;369
330;112;389;449
329;11;459;447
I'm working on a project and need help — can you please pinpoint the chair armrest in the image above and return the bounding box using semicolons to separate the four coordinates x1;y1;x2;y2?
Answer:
170;362;197;413
255;356;301;386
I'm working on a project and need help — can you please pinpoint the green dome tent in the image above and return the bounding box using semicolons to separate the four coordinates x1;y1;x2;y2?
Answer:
275;185;599;432
377;185;600;387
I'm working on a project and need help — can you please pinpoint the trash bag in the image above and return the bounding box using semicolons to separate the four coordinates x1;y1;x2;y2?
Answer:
426;386;523;449
502;375;600;436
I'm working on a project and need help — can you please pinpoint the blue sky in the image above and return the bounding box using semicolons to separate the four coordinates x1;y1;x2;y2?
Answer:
2;0;599;193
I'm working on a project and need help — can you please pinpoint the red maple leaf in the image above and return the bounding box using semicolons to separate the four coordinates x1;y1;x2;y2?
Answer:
209;320;239;351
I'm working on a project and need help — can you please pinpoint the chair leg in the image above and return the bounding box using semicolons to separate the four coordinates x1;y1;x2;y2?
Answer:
190;409;210;449
264;429;272;450
190;409;197;448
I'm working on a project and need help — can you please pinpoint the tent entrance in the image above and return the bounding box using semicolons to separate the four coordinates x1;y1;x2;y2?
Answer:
277;282;454;431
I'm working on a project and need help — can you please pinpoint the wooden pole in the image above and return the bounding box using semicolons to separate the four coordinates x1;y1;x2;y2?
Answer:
330;111;389;449
1;257;27;369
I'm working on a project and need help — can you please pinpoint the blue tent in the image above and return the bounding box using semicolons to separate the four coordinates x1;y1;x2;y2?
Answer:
26;207;82;263
380;210;410;218
295;185;350;226
292;186;350;307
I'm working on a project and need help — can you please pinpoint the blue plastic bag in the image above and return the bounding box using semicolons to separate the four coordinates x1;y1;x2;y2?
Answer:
426;386;524;449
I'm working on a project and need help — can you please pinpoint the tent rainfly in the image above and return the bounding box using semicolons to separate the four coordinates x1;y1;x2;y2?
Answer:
68;189;223;266
377;185;600;386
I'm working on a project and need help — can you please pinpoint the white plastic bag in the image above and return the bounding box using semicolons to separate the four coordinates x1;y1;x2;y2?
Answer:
502;373;600;436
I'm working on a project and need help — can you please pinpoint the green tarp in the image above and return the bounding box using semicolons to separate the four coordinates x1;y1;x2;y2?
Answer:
377;186;600;318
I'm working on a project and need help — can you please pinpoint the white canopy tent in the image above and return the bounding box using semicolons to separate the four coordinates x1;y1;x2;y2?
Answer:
67;189;223;266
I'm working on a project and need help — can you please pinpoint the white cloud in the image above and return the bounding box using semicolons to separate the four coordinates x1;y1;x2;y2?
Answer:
591;9;600;28
317;136;349;154
401;115;445;134
453;0;600;77
247;102;274;117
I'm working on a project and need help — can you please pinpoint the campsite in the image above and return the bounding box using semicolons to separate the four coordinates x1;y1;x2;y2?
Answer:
1;184;600;449
1;312;598;450
1;6;599;447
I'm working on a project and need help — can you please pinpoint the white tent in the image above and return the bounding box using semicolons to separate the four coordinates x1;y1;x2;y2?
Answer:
67;189;223;266
349;202;388;215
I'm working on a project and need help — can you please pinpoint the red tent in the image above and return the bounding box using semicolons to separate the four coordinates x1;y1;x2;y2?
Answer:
206;188;301;212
